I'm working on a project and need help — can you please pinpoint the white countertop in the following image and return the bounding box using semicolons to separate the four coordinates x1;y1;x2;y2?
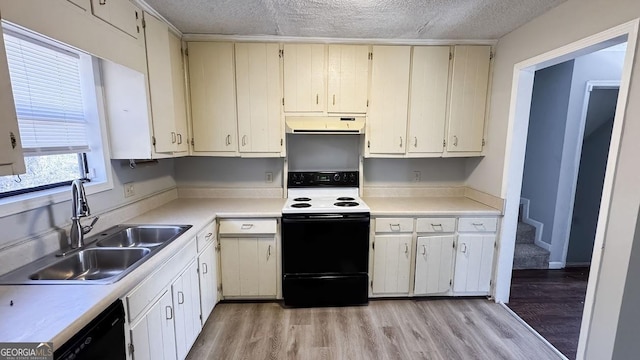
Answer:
364;196;501;216
0;195;498;349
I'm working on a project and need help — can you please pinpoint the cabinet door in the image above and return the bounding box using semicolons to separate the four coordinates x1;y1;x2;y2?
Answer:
188;42;237;153
235;43;282;153
144;13;176;153
172;261;201;360
220;237;277;297
414;235;455;295
91;0;141;39
407;46;450;154
372;234;412;294
130;290;176;360
367;46;411;155
168;32;189;153
198;241;217;324
447;45;490;153
283;44;325;112
453;234;495;293
0;20;25;175
327;45;369;113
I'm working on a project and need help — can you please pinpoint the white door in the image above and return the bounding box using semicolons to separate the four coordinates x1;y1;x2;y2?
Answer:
235;43;282;153
407;46;450;155
220;237;277;297
367;46;411;155
198;241;217;324
453;234;496;293
447;45;491;153
0;19;25;175
327;45;369;113
372;234;412;294
90;0;141;39
130;290;176;360
144;13;175;153
283;44;325;112
188;42;237;153
414;235;455;295
168;31;188;153
172;261;201;360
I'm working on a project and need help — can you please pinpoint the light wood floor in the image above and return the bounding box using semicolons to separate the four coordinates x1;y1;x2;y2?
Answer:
186;298;562;360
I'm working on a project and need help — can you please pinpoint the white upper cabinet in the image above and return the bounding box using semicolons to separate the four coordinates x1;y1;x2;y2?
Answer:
188;42;238;154
90;0;142;39
0;21;25;176
283;44;326;112
446;45;491;154
407;46;450;155
327;44;370;113
144;12;188;154
367;45;411;155
235;43;283;155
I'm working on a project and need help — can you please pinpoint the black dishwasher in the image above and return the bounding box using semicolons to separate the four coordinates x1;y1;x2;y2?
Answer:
54;300;126;360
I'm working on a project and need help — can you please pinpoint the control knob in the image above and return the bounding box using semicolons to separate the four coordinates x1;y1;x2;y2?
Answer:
333;173;340;182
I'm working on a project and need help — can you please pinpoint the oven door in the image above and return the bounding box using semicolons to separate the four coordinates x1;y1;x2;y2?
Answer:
282;213;370;275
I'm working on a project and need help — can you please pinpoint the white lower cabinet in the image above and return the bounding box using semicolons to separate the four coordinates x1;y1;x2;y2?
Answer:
372;234;412;295
220;236;277;297
130;290;176;360
453;234;496;294
414;235;455;295
172;261;202;360
197;241;218;324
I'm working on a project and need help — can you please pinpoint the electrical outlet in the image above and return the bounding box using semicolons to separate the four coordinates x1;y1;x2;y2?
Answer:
413;171;421;182
265;172;273;183
124;182;135;198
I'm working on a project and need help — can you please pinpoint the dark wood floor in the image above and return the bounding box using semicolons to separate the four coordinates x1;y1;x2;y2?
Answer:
187;298;562;360
508;267;590;360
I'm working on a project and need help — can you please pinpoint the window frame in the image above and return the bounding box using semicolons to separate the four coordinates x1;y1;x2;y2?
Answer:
0;23;113;217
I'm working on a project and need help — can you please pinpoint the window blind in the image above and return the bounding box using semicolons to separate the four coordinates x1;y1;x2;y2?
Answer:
3;31;90;156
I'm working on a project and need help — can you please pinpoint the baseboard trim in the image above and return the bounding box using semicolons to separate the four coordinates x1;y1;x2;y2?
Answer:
566;262;591;267
520;198;549;251
499;303;569;360
549;262;564;269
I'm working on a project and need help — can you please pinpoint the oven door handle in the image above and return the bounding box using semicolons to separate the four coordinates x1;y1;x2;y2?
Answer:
308;215;345;219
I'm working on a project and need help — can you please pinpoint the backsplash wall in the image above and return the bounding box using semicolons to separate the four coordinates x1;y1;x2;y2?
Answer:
174;157;285;188
364;158;468;187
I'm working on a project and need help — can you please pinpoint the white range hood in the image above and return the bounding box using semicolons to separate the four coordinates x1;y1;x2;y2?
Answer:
285;116;365;134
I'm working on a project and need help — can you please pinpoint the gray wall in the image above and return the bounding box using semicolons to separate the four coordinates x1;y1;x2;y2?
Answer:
567;89;618;264
0;159;176;249
520;60;575;246
174;157;285;188
364;158;467;187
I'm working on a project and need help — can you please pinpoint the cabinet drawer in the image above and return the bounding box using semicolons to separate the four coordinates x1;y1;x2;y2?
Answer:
196;220;216;252
125;237;196;322
458;217;498;232
219;219;277;235
416;218;456;233
375;218;414;233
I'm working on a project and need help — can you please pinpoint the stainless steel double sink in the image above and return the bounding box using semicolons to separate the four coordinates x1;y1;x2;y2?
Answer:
0;225;191;285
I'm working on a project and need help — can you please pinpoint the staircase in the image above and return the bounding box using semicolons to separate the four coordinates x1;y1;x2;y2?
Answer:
513;222;550;269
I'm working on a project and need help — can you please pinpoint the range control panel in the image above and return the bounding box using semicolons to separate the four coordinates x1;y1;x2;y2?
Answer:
288;171;359;187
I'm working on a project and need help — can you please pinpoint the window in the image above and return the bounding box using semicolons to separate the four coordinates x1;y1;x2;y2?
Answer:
0;27;103;199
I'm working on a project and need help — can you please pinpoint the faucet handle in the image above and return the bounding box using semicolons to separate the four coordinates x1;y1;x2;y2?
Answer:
82;216;100;234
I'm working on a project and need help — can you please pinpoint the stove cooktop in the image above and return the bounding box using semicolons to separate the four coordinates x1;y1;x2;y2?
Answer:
283;190;370;214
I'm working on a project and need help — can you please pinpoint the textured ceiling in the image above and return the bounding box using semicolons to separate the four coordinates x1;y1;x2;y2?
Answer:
143;0;567;39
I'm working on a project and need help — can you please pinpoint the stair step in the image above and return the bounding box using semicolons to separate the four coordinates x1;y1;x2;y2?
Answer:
516;222;536;244
513;243;549;270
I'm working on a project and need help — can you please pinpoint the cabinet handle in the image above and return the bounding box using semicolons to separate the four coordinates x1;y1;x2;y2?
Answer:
421;245;427;256
431;223;443;231
99;0;107;5
399;137;403;148
316;94;319;104
202;263;208;274
241;224;254;230
332;94;336;106
453;135;458;147
177;133;182;144
389;224;401;232
461;243;467;254
165;306;173;320
414;137;418;147
267;244;272;260
242;135;247;146
472;223;486;230
178;291;184;304
171;132;177;144
205;232;213;240
404;243;409;254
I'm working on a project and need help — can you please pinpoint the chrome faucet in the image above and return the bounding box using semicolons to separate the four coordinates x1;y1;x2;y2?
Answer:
68;179;99;250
